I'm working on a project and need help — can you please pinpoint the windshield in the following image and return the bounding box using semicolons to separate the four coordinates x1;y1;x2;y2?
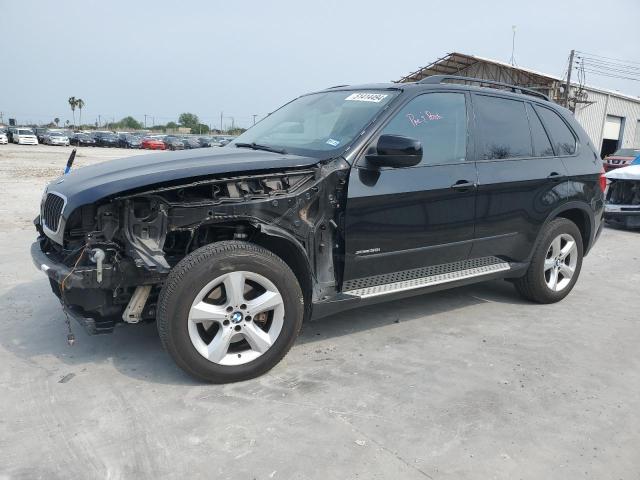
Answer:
231;90;399;157
18;129;34;135
613;148;640;157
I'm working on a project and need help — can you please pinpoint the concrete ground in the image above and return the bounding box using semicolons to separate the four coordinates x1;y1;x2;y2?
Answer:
0;144;638;480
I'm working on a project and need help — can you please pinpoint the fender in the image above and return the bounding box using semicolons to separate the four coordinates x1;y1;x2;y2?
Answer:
530;201;595;259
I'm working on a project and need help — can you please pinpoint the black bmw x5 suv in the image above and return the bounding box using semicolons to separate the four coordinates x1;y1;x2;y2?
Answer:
31;76;605;383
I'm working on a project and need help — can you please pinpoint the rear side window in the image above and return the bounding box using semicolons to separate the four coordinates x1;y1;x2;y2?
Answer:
380;92;467;165
474;95;532;160
526;103;554;157
534;105;577;155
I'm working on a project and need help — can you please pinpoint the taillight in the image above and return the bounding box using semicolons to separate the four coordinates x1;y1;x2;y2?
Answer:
599;168;607;193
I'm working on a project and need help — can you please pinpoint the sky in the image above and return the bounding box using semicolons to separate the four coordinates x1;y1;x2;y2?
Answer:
1;0;639;128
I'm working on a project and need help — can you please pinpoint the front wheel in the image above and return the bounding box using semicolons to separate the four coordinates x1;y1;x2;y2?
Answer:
157;241;304;383
514;218;583;303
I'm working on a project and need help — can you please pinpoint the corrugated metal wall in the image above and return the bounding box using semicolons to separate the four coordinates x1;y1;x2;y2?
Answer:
607;95;640;148
574;88;640;149
428;59;640;150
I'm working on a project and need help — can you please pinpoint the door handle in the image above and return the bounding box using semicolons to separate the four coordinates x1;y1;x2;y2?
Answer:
547;172;564;182
451;180;476;190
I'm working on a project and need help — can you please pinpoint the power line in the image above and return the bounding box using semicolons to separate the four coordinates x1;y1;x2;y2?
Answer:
578;58;640;72
580;69;640;82
577;59;640;76
576;50;640;66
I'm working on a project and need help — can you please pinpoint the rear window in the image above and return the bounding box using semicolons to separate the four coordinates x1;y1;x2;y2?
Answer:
534;105;576;156
17;129;33;135
526;103;554;157
474;95;532;160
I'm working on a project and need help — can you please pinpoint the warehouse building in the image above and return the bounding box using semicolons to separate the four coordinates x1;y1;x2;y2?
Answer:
397;52;640;158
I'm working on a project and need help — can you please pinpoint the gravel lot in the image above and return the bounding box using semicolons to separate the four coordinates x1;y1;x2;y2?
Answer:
1;143;639;479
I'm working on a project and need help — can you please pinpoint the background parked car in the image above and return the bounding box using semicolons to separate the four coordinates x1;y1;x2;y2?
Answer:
70;133;96;147
605;162;640;229
197;136;214;147
163;136;184;151
34;127;49;143
181;136;201;149
118;133;142;149
603;148;640;172
43;131;70;146
95;132;119;147
0;132;8;144
141;137;166;150
13;128;38;145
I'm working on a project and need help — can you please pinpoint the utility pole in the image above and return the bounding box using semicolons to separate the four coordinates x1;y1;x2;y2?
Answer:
564;49;575;108
252;114;258;125
98;114;101;127
220;112;223;133
144;114;148;128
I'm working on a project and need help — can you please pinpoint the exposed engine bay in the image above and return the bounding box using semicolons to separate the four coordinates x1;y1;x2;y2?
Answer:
604;165;640;230
607;180;640;206
35;159;350;333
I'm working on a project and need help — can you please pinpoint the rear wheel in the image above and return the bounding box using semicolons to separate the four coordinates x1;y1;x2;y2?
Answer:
157;241;304;383
514;218;583;303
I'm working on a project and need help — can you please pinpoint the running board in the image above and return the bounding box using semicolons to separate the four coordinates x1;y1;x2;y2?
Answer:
343;256;511;299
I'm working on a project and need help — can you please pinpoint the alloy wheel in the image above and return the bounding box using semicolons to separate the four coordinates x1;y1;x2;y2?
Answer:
187;271;285;366
544;233;578;292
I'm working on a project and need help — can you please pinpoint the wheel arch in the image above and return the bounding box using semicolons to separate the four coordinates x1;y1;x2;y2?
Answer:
250;225;315;320
546;202;595;255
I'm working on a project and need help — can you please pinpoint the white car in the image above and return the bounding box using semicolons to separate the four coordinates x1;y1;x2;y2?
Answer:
605;162;640;229
44;132;70;146
0;132;8;144
13;128;38;145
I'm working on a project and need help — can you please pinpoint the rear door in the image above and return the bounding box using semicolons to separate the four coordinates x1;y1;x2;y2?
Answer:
471;94;569;262
344;90;477;281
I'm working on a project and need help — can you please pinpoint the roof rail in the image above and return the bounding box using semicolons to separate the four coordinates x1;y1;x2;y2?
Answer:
326;84;350;89
418;75;549;101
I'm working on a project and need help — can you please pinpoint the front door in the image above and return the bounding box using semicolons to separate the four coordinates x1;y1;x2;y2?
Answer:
343;91;477;282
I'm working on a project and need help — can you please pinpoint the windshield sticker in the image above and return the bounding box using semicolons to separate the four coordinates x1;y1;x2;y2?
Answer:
345;93;388;103
326;138;340;147
407;111;442;127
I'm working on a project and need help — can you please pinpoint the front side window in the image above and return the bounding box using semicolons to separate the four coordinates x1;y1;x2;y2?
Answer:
534;105;577;156
379;92;467;165
474;95;532;160
232;90;399;158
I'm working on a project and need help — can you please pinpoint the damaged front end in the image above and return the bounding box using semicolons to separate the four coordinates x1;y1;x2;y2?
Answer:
32;158;350;334
605;177;640;229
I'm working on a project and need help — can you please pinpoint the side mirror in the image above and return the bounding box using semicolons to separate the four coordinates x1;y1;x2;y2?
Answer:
366;134;422;168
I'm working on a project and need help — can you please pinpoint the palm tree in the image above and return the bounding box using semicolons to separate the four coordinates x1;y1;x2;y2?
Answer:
68;97;77;128
54;117;60;127
76;99;85;128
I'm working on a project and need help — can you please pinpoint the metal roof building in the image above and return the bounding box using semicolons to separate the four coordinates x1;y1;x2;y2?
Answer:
397;52;640;157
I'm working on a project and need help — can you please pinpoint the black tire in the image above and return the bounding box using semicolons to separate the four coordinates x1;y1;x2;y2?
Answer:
514;218;583;303
157;241;304;383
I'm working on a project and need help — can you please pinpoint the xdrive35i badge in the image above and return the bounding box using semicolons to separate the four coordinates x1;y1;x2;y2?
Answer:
355;248;381;255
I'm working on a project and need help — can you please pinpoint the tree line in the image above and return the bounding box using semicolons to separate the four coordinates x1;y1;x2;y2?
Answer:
58;101;246;135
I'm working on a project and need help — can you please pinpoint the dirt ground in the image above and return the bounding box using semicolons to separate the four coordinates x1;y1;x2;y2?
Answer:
1;143;639;479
